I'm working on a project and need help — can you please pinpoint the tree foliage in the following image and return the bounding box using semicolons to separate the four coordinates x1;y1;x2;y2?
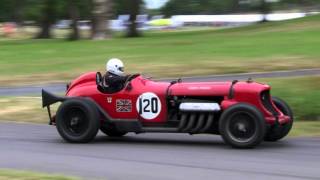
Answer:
161;0;237;16
68;0;80;40
35;0;58;38
112;0;146;17
127;0;142;37
91;0;113;40
160;0;320;17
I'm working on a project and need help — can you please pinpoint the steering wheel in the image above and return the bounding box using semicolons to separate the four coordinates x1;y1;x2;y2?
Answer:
124;74;140;88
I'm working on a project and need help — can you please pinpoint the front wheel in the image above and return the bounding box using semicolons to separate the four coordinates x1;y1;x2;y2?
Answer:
56;99;100;143
264;97;293;142
219;103;266;148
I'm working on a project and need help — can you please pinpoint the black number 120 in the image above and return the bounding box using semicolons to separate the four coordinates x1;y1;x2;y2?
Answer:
139;97;158;114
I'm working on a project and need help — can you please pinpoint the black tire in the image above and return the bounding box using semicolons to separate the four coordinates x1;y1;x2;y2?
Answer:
56;99;100;143
219;103;266;148
264;97;293;142
100;125;127;137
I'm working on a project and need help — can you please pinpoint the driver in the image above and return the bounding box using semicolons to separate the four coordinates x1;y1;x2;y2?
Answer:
104;58;128;93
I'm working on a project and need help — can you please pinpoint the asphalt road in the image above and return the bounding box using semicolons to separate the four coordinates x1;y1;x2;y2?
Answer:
0;122;320;180
0;68;319;96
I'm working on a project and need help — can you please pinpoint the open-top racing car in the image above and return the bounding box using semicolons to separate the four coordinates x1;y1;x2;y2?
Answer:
42;72;293;148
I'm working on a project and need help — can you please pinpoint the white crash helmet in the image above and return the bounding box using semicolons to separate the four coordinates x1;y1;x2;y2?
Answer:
106;58;124;76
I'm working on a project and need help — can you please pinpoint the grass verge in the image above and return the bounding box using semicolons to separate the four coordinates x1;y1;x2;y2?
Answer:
0;15;320;86
0;169;78;180
290;121;320;137
0;96;60;124
258;75;320;121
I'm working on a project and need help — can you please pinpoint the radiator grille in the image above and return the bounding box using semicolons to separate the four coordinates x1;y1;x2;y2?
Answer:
261;90;278;116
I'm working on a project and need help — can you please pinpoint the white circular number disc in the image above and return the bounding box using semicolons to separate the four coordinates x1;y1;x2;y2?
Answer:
136;92;161;120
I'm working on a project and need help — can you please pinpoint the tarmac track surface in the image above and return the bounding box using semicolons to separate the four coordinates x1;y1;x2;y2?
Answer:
1;69;320;179
0;122;320;180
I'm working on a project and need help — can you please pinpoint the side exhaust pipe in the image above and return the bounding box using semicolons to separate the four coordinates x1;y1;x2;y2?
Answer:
200;114;214;133
178;113;188;131
190;113;205;133
182;113;196;132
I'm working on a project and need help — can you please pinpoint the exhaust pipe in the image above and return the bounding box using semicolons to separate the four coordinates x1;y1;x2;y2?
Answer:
178;113;188;131
190;113;206;134
200;114;214;133
182;113;196;132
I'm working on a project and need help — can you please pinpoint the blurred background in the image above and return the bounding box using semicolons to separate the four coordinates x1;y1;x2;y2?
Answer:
0;0;319;136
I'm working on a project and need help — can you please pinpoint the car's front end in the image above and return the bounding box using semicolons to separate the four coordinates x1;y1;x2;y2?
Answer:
221;81;291;126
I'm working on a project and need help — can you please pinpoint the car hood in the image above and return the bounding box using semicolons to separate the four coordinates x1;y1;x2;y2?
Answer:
169;81;270;97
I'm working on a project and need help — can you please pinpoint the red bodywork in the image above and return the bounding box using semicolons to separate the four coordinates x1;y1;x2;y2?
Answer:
65;72;290;125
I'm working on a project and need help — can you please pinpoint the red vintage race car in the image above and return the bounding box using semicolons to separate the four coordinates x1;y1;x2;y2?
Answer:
42;72;293;148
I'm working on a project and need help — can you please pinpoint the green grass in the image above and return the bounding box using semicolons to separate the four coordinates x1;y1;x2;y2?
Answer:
259;76;320;121
1;15;320;86
0;169;78;180
290;121;320;137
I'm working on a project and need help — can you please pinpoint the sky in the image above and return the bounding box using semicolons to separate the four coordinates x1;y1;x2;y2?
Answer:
144;0;169;9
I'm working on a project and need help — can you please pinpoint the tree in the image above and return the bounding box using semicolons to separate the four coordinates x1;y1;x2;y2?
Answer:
260;0;271;23
113;0;129;17
68;0;80;40
35;0;57;39
0;0;24;23
231;0;240;12
127;0;142;37
278;0;320;12
13;0;24;26
91;0;113;40
161;0;234;16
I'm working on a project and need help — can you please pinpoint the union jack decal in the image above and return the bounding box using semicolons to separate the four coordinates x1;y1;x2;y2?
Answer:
116;99;132;112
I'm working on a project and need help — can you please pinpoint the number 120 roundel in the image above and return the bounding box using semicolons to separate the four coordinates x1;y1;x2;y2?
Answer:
137;92;161;120
42;72;293;148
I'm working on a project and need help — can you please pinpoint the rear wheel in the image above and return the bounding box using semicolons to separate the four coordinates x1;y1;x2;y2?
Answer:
56;99;100;143
264;97;293;142
219;103;266;148
100;125;127;137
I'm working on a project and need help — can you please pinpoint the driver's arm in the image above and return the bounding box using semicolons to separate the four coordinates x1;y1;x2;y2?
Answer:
107;75;128;86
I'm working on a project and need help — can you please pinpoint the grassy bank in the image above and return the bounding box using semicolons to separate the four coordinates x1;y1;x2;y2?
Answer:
0;15;320;86
259;76;320;121
290;121;320;137
0;169;78;180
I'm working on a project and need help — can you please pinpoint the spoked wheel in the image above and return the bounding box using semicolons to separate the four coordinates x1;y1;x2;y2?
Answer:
56;99;100;143
264;97;293;142
62;107;88;135
219;103;266;148
100;125;127;137
227;112;257;143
